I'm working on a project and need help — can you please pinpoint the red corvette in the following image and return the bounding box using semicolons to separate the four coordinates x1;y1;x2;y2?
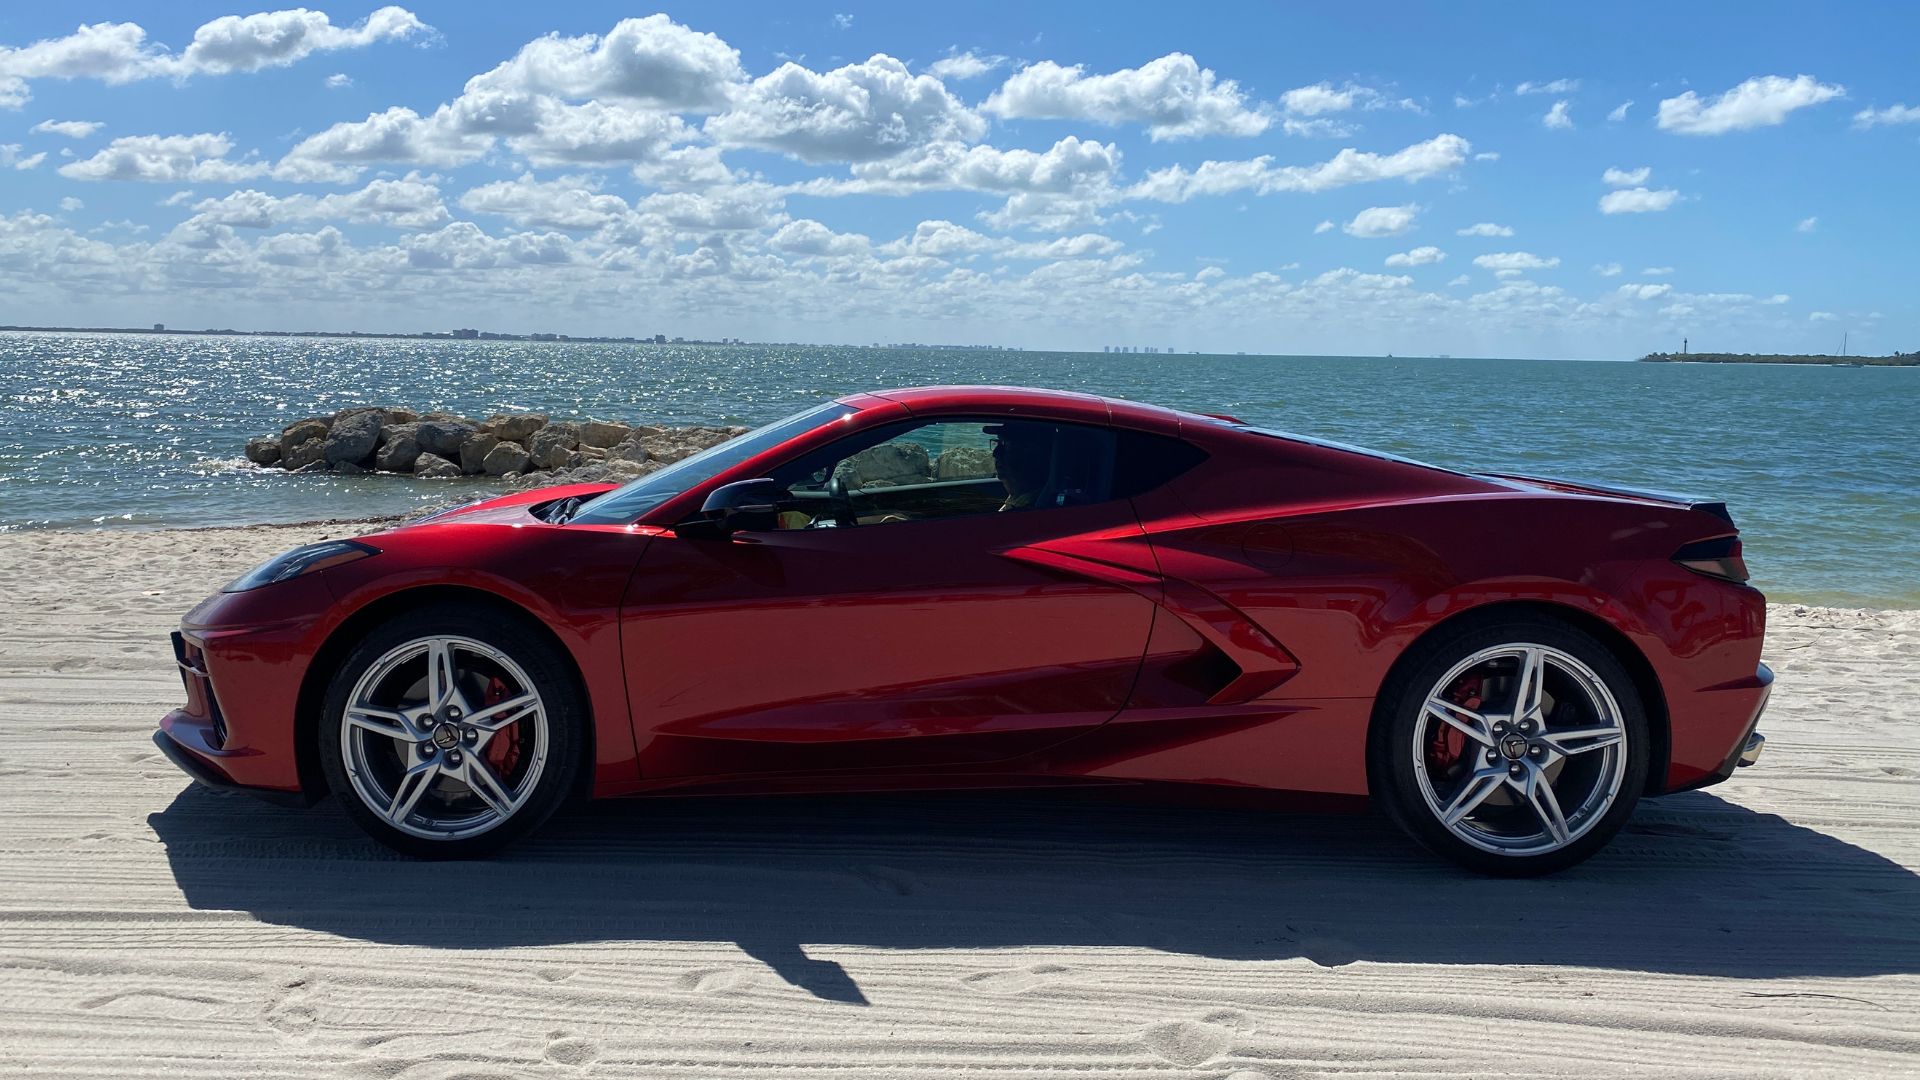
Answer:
155;386;1771;874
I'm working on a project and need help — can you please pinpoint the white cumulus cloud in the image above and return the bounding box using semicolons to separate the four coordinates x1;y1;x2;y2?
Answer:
0;7;429;107
1607;101;1632;123
1543;100;1572;129
983;52;1271;140
1384;245;1445;266
1797;216;1818;233
1516;78;1579;96
1344;204;1419;238
1456;222;1513;237
31;118;102;138
461;14;745;111
1599;186;1680;214
927;50;1004;81
1474;251;1559;276
0;145;46;169
1657;74;1845;135
58;132;266;182
1130;133;1469;202
707;54;983;163
1852;104;1920;129
1602;166;1650;186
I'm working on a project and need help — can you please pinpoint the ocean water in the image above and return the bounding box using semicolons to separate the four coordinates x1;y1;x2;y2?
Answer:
3;331;1915;608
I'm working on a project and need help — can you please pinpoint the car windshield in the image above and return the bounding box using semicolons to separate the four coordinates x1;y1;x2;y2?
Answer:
568;400;858;525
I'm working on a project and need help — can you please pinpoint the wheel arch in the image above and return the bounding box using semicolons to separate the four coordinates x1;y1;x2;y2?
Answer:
1366;599;1671;798
294;584;597;802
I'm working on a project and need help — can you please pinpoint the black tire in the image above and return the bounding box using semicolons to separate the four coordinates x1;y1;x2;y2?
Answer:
318;602;585;858
1369;613;1649;876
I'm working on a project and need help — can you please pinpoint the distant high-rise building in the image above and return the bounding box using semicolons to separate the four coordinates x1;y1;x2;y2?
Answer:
153;323;164;332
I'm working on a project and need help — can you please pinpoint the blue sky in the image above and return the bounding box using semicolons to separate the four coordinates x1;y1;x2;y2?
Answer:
2;2;1915;357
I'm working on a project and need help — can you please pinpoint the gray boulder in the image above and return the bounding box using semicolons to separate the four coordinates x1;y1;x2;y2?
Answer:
482;440;532;476
507;457;659;491
415;420;476;456
836;442;930;488
384;407;421;425
935;446;994;479
528;425;579;470
332;460;369;475
282;435;327;470
413;452;461;479
605;438;649;464
685;427;736;450
244;436;281;466
323;409;382;466
577;419;631;449
375;423;422;472
279;418;329;458
483;412;547;441
458;433;498;474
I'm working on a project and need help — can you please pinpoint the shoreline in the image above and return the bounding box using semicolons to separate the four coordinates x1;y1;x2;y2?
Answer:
1;517;1914;612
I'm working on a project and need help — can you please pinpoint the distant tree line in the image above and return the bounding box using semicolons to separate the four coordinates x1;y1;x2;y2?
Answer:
1640;351;1919;366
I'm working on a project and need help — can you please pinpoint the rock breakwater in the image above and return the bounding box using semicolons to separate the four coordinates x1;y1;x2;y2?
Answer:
246;408;747;489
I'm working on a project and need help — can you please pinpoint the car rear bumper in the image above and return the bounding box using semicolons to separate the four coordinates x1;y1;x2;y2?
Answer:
1661;662;1773;795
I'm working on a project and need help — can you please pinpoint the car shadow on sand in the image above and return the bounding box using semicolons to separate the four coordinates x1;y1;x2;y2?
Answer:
149;786;1920;1003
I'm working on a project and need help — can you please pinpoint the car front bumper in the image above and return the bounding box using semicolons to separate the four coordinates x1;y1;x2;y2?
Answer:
151;724;311;807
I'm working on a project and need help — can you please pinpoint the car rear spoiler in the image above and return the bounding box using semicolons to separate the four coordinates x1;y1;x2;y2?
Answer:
1481;472;1735;526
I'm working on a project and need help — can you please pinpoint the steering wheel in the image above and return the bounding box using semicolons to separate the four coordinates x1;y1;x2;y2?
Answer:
825;473;858;527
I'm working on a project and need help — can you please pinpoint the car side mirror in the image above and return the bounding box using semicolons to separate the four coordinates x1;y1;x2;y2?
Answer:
674;477;789;539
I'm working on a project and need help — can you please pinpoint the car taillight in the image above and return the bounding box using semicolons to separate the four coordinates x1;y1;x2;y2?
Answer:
1673;536;1749;583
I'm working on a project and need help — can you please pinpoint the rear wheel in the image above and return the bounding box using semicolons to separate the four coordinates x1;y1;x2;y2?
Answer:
318;604;584;857
1370;615;1648;876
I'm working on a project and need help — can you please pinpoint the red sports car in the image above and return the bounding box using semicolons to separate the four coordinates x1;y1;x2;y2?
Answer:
155;386;1771;874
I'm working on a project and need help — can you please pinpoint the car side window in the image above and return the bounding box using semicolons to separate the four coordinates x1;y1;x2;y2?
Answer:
770;417;1119;528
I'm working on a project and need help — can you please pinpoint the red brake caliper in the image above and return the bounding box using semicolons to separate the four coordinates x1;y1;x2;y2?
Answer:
1426;674;1484;773
481;676;522;777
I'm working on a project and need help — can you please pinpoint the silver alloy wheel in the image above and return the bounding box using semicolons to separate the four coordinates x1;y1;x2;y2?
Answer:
340;635;549;841
1411;643;1628;857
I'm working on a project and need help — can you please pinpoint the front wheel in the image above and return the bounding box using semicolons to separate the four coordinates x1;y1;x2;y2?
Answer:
318;604;585;858
1370;616;1649;876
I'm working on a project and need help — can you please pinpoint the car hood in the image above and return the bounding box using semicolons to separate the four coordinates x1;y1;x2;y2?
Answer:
392;483;619;530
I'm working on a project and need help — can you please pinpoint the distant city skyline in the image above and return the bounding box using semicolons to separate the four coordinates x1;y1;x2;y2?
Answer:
2;3;1915;358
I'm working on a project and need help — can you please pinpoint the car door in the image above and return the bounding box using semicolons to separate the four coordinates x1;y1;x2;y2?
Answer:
619;416;1159;779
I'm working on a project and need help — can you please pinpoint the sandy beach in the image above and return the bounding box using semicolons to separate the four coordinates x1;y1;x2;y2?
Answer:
1;523;1916;1079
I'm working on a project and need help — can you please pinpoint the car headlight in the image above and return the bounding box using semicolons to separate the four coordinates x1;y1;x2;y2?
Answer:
223;540;379;592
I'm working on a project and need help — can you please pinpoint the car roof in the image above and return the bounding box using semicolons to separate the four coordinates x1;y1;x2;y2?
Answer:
851;384;1472;480
855;385;1194;430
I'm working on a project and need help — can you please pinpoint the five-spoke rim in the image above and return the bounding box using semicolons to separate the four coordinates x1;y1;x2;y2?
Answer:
1412;643;1627;856
340;635;549;841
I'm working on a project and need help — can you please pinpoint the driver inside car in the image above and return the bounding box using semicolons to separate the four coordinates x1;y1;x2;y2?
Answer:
986;424;1052;511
